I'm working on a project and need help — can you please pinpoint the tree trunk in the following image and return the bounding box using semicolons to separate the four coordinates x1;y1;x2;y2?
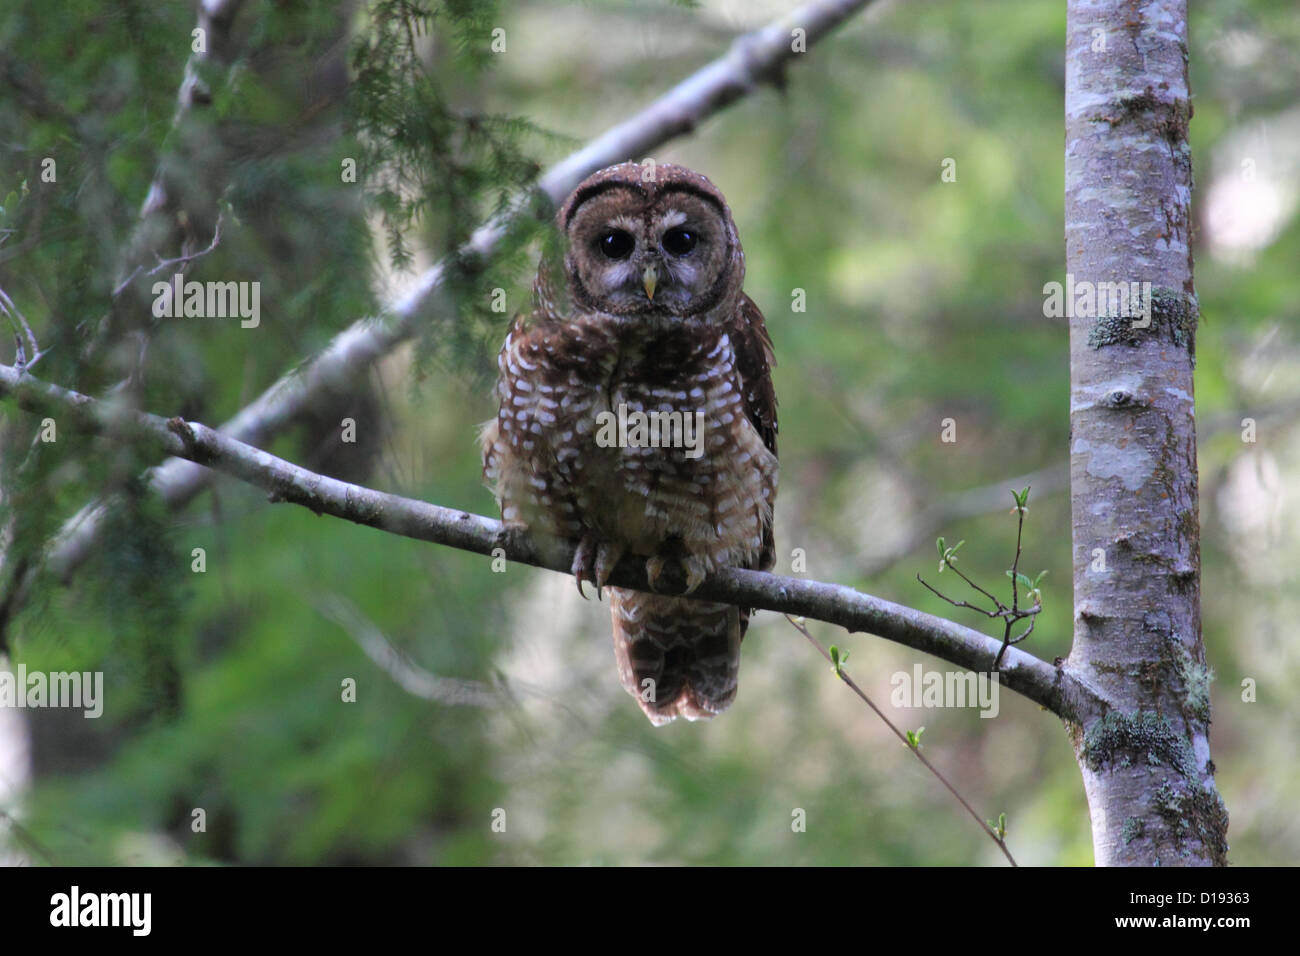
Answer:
1063;0;1228;865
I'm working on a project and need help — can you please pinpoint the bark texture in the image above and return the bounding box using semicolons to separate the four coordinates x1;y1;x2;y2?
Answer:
1064;0;1227;864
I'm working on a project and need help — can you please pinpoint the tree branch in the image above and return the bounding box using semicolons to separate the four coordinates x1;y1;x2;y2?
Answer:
312;593;504;709
121;0;246;278
0;361;1102;725
0;0;251;632
30;0;882;597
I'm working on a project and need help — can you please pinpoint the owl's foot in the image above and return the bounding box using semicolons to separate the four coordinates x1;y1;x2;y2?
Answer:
595;541;624;591
645;551;709;595
571;534;623;600
681;555;709;595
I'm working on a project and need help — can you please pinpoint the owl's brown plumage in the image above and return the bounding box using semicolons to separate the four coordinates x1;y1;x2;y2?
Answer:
482;162;778;725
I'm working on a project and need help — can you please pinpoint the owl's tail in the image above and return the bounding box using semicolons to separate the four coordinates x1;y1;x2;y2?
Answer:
609;588;748;725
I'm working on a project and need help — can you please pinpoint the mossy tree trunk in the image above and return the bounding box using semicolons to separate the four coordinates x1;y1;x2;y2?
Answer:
1063;0;1228;865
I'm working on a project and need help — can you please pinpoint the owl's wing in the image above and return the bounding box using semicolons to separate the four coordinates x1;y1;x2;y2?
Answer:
729;292;778;572
730;293;778;457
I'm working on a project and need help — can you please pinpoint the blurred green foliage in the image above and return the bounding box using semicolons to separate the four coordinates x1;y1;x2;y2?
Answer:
0;0;1296;865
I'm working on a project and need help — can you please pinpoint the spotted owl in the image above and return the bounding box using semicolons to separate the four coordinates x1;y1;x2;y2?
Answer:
481;162;778;725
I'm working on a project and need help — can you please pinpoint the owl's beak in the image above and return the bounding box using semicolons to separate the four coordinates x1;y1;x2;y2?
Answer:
642;264;658;301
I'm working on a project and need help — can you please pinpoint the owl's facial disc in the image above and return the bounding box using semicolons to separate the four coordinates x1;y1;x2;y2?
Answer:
565;186;735;318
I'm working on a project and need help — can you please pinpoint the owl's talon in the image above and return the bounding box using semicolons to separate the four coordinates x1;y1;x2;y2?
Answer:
571;535;597;600
682;556;708;595
573;534;618;600
644;552;709;594
594;542;624;591
645;555;668;593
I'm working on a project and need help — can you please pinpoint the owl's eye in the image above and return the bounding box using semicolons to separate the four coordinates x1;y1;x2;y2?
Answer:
598;229;635;260
661;227;697;256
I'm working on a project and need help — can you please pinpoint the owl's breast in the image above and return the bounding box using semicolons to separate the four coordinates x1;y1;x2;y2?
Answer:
489;316;776;567
592;327;777;565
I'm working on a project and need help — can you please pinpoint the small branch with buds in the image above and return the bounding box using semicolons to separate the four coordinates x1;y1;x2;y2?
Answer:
916;486;1046;671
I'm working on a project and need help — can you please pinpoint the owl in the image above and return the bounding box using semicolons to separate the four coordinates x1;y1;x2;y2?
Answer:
481;162;778;725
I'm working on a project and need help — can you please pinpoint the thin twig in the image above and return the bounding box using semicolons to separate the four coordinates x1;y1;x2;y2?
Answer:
145;215;223;278
113;216;225;298
1010;500;1026;611
0;286;41;371
916;574;1003;618
994;492;1036;669
784;614;1017;866
945;561;1006;613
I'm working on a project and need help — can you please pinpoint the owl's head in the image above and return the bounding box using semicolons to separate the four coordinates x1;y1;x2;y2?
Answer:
557;162;744;319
